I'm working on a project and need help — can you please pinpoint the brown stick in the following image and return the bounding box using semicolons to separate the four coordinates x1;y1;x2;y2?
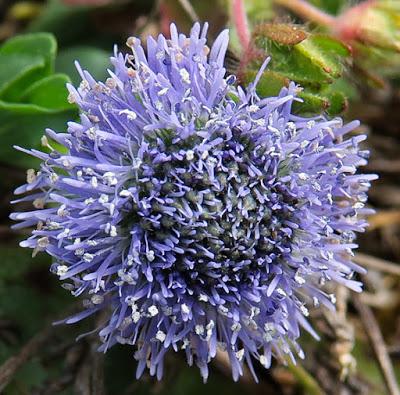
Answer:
353;294;400;395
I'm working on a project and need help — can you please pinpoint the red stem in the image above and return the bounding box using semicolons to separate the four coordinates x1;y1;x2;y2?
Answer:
232;0;250;53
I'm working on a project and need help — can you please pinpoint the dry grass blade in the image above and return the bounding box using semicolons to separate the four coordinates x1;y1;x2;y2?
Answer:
367;159;400;173
353;294;400;395
354;253;400;276
177;0;199;22
74;355;91;395
91;350;106;395
367;211;400;231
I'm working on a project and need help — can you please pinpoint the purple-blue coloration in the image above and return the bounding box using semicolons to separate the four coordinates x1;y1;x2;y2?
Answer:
11;23;375;382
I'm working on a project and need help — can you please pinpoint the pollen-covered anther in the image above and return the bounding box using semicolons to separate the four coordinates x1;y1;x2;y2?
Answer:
56;265;69;276
148;305;159;317
33;198;45;209
26;169;37;184
119;109;137;121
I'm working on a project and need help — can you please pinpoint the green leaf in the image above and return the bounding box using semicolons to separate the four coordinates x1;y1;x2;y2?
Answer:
0;54;44;98
0;32;57;74
21;73;75;111
0;33;57;101
56;46;111;86
0;100;77;166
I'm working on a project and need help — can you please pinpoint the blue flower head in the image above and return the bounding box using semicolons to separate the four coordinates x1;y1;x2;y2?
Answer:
12;23;375;381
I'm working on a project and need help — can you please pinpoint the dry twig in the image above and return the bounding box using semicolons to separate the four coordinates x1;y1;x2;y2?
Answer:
353;294;400;395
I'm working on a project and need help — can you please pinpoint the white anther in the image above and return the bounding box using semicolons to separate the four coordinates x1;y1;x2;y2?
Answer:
57;204;68;217
146;250;155;262
109;225;117;237
201;151;209;160
300;305;309;316
67;92;77;104
86;127;96;140
155;330;166;342
59;228;70;238
98;194;109;204
181;338;190;350
56;265;68;276
49;173;59;183
248;104;260;113
103;172;118;186
255;118;266;127
26;169;36;184
91;177;98;188
119;109;137;121
298;173;309;181
195;325;204;335
74;248;84;257
185;150;195;161
179;68;191;84
33;198;45;209
198;294;208;302
259;355;269;367
91;294;104;304
236;349;245;361
181;304;190;314
132;311;141;323
158;87;169;96
83;253;94;262
231;322;242;333
132;158;142;169
119;189;130;197
148;305;159;316
294;272;306;285
37;237;49;249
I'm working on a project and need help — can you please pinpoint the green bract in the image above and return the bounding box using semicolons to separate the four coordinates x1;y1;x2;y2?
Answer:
242;23;351;115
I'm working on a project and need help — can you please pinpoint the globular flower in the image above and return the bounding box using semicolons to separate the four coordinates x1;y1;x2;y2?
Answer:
12;23;375;382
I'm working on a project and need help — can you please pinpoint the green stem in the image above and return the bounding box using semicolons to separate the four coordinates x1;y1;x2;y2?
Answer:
274;0;336;27
286;361;325;395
